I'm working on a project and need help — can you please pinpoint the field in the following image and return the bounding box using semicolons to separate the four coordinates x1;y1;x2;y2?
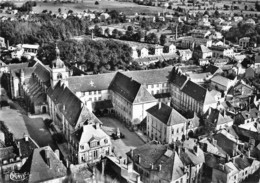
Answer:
32;1;174;15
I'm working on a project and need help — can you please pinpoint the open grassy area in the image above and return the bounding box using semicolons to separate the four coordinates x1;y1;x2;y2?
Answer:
32;1;174;15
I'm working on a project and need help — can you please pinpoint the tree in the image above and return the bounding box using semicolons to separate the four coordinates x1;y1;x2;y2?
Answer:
160;34;167;45
58;8;61;14
214;10;220;18
95;1;99;5
256;2;260;11
112;29;118;38
145;33;158;44
104;28;110;37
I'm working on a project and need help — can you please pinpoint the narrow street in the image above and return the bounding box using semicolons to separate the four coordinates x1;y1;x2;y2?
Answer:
0;87;57;150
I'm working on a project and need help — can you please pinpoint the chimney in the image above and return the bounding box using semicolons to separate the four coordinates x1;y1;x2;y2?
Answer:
177;146;182;155
17;141;22;157
127;162;133;173
7;40;9;49
136;175;141;183
212;139;217;146
45;149;51;168
158;164;162;171
138;155;141;164
95;122;100;129
247;150;251;158
24;134;29;142
54;149;60;160
91;29;94;40
130;149;134;158
150;163;154;170
158;102;162;110
66;159;70;168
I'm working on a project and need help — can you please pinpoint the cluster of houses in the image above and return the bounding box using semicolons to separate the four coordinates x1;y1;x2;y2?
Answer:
1;2;260;182
1;38;260;182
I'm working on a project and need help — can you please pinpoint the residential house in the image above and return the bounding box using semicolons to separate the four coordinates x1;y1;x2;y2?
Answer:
100;13;110;21
153;44;164;56
138;15;156;22
180;80;217;115
169;67;188;111
233;108;260;126
204;108;233;131
179;138;205;183
213;130;244;158
212;162;239;183
178;49;193;61
109;72;157;126
146;102;188;144
123;67;172;103
210;45;234;58
193;45;212;59
239;37;250;48
210;75;236;92
18;146;67;183
245;18;256;25
164;43;176;54
0;36;5;48
1;134;39;182
127;143;187;183
212;155;260;183
100;156;141;183
138;47;149;58
186;72;211;84
179;37;212;49
71;123;112;164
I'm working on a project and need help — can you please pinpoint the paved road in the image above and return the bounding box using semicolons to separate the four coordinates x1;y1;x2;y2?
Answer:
99;117;144;159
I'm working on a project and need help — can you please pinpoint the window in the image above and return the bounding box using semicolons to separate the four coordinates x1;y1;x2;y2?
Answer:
80;145;84;150
93;150;98;159
98;91;101;94
89;91;92;95
104;139;108;144
98;97;101;100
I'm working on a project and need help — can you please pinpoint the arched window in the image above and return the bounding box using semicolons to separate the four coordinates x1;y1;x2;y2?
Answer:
57;73;62;79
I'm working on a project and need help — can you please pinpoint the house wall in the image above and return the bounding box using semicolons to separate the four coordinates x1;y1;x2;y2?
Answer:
132;101;157;124
76;90;110;105
146;83;169;96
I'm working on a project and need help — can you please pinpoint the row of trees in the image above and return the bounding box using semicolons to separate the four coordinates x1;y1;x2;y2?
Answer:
0;1;37;12
37;39;133;73
0;14;91;45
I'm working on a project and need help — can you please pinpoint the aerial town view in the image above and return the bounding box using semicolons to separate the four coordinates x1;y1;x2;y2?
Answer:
1;0;260;182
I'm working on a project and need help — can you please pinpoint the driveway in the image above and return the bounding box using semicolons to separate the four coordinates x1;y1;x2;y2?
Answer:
99;117;145;159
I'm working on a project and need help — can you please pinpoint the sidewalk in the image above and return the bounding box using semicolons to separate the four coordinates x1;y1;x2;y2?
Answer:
134;130;149;143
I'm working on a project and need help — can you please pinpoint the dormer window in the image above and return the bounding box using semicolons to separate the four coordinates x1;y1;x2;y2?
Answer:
57;73;62;80
90;141;100;148
80;145;84;150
